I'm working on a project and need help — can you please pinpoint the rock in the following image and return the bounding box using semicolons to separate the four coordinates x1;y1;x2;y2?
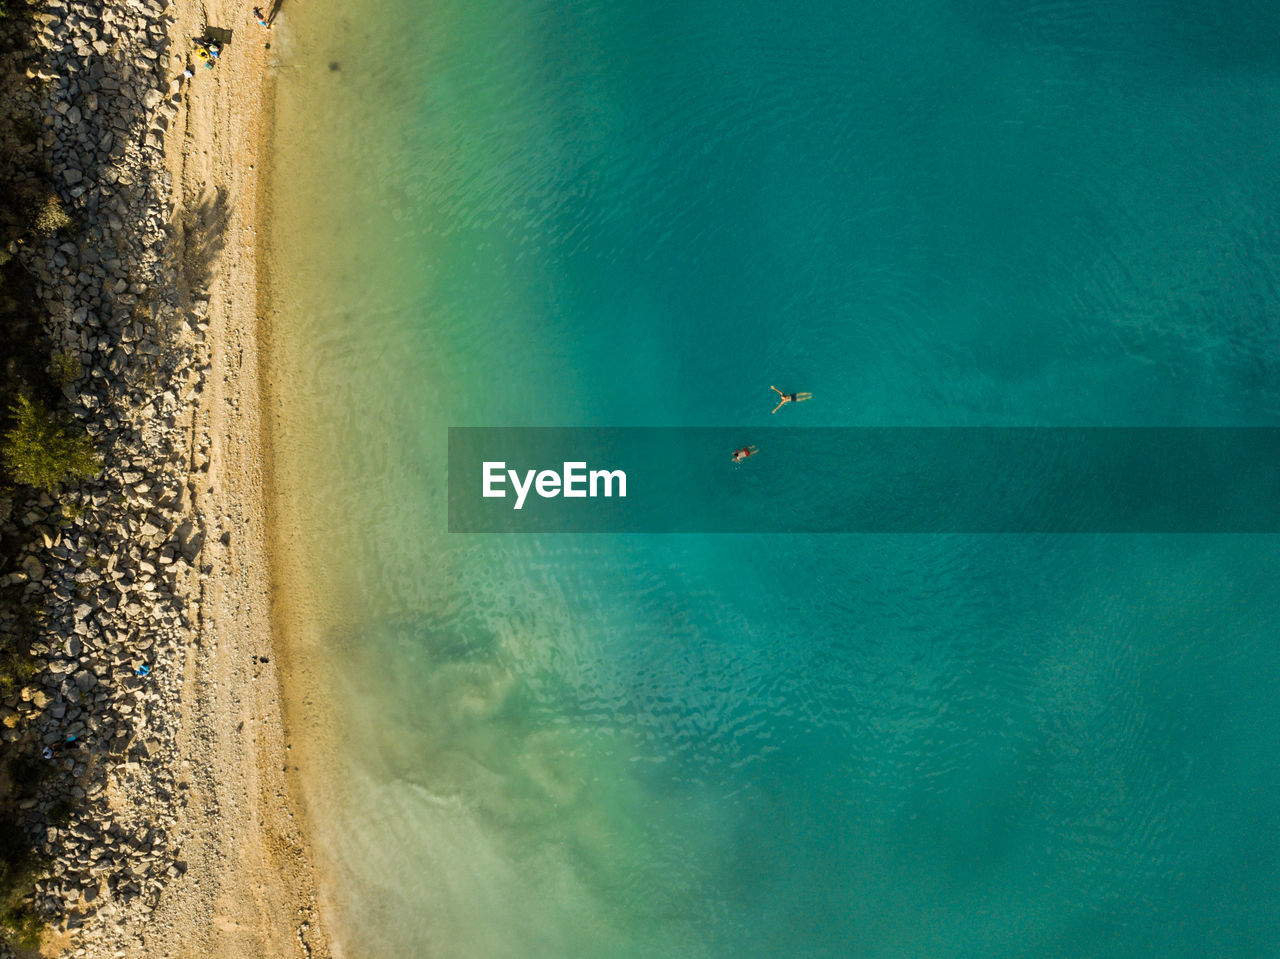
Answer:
73;670;97;692
64;168;83;184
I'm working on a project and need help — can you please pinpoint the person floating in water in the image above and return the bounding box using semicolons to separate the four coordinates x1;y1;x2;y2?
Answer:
770;385;812;414
731;445;758;463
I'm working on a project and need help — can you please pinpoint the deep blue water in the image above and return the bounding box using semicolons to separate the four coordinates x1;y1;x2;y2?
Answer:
268;0;1280;955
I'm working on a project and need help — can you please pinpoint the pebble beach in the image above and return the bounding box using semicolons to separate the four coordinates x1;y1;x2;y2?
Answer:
0;0;328;954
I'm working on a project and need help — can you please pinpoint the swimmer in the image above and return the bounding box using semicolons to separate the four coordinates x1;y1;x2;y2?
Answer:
731;445;758;463
770;385;812;414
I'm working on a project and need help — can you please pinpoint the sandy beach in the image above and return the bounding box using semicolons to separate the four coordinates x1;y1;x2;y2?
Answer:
0;0;331;950
134;1;331;956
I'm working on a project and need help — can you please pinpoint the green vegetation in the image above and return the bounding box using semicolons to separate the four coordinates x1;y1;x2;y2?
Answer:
1;395;101;492
0;614;48;949
0;648;38;697
0;902;42;952
30;189;71;236
1;183;73;256
0;59;76;957
0;817;41;952
49;349;80;388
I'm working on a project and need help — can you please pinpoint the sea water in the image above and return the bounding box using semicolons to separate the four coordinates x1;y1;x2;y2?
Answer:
265;0;1280;955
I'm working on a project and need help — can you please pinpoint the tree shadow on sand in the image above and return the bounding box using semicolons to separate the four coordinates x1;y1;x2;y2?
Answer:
176;185;230;296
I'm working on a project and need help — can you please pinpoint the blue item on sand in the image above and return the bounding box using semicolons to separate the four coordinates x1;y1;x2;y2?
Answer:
137;664;151;676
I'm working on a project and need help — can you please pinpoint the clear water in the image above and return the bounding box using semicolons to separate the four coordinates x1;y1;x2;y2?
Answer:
265;0;1280;956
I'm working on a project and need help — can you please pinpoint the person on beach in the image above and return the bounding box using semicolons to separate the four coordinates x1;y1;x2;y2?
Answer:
770;385;812;414
731;445;758;463
253;6;270;28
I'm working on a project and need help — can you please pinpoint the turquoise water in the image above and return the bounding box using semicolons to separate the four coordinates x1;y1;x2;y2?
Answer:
267;0;1280;956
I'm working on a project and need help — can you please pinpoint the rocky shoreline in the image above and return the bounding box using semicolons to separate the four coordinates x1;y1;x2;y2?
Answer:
0;0;228;952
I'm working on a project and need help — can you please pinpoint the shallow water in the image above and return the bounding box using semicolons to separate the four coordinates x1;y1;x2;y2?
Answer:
266;0;1280;955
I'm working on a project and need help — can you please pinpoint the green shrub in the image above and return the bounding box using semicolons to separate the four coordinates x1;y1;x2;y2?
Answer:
0;832;41;952
30;191;72;236
1;395;101;492
49;349;80;388
0;816;42;951
0;902;42;951
0;649;38;696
